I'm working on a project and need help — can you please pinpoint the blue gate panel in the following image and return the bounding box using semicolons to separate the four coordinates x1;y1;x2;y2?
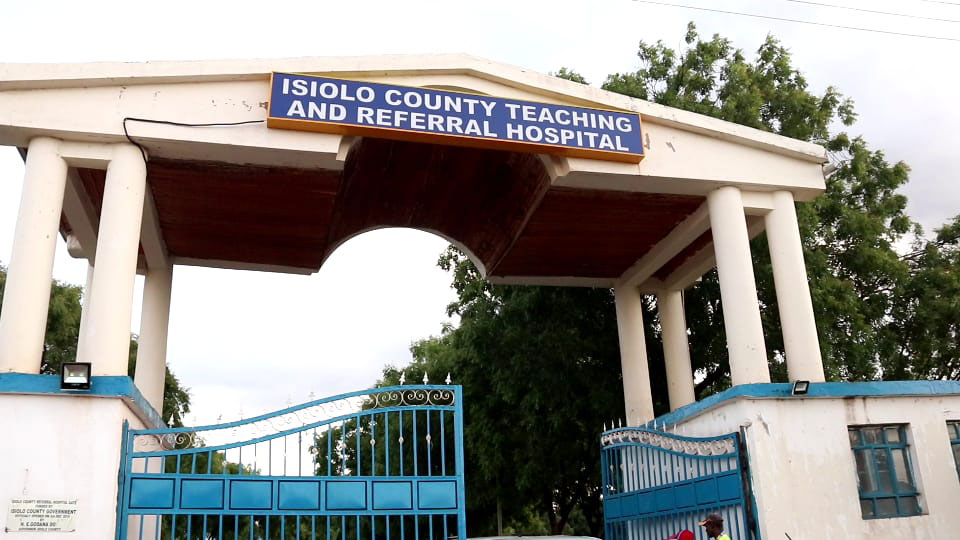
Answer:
638;491;655;514
181;479;224;509
373;481;413;510
621;494;640;516
695;477;719;504
605;497;622;519
129;478;174;509
116;385;467;540
278;480;320;510
717;472;741;501
230;479;273;510
674;482;696;508
600;427;754;540
418;480;457;510
655;486;675;511
326;481;367;510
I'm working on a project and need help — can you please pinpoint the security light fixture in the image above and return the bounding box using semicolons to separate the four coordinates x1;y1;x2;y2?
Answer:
60;362;91;390
792;380;810;396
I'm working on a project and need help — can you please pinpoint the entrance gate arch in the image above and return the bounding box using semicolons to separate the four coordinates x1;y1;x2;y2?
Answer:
1;55;833;539
116;385;465;540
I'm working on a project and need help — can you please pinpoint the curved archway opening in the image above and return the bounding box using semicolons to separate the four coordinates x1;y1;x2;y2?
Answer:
323;224;487;277
167;227;459;425
323;137;553;278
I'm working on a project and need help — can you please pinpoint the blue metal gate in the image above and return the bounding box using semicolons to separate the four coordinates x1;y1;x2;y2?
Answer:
116;385;466;539
600;426;757;540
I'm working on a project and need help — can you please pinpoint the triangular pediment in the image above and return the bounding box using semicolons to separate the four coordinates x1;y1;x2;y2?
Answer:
0;54;828;288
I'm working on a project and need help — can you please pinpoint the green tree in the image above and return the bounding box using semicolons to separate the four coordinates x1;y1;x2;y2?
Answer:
0;265;191;427
598;22;926;383
406;22;959;536
396;248;624;537
550;67;589;85
887;217;960;379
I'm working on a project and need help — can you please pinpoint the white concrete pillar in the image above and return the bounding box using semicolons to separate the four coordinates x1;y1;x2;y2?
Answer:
614;285;655;425
0;137;68;373
707;186;771;385
766;190;825;382
78;263;95;342
76;144;146;376
134;265;172;411
657;289;696;410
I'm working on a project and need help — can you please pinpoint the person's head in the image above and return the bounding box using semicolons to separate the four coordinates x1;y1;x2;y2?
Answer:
666;531;694;540
698;513;724;537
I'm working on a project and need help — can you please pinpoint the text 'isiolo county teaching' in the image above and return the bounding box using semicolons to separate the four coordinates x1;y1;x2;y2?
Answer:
267;72;645;163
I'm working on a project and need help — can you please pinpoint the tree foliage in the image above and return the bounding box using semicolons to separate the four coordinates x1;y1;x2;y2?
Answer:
603;22;856;139
400;23;959;536
597;22;957;383
396;253;623;536
887;217;960;379
0;265;191;427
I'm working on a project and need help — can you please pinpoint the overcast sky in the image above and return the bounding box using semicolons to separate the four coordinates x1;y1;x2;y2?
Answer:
1;0;957;425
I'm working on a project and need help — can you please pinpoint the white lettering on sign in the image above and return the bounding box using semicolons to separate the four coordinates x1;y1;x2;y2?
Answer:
5;498;78;533
269;73;646;163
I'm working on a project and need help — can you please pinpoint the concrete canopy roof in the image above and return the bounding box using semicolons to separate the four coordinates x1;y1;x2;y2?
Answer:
0;54;826;164
0;54;827;288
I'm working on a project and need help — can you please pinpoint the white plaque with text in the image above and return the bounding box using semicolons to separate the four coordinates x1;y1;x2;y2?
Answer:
5;498;78;533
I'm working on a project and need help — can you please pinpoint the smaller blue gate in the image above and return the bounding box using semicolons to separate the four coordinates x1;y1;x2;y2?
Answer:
116;384;465;539
600;426;757;540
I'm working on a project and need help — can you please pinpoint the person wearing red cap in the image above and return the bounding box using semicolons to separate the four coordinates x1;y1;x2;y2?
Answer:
698;513;731;540
666;530;695;540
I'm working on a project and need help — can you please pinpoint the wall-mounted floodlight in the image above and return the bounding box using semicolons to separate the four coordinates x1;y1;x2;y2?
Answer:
792;380;810;395
60;362;92;390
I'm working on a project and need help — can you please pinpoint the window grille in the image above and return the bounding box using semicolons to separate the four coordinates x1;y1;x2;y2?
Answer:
847;425;922;519
948;421;960;482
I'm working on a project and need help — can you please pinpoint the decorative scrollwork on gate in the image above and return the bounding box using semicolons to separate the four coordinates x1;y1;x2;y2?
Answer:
130;385;457;453
133;431;199;451
600;427;736;456
371;388;455;408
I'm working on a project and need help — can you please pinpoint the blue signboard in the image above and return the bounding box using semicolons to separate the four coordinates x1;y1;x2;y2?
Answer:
267;72;645;163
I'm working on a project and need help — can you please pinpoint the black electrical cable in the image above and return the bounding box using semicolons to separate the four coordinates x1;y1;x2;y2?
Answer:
122;117;265;163
787;0;960;23
633;0;960;42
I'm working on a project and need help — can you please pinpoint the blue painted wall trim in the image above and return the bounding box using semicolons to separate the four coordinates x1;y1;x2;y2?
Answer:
651;380;960;428
0;373;165;428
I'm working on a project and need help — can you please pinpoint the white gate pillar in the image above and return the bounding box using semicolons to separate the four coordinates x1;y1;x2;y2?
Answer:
657;289;696;410
614;285;655;425
707;186;770;385
0;137;68;373
766;190;825;382
76;144;147;376
135;265;173;412
78;263;95;341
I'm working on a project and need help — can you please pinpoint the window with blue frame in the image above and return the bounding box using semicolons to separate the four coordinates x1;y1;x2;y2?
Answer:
948;421;960;481
848;425;922;519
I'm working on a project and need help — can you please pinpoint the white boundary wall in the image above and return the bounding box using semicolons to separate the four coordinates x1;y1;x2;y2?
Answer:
0;394;147;539
674;395;960;539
